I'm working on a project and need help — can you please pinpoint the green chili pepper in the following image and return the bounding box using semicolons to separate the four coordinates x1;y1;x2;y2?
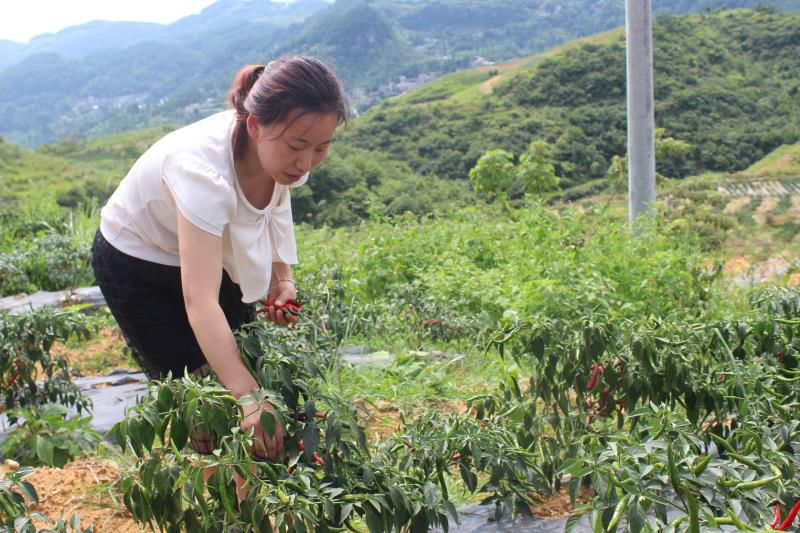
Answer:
275;488;290;505
732;472;780;492
686;491;700;533
691;454;713;476
606;495;630;532
667;446;683;497
728;452;765;475
725;508;758;531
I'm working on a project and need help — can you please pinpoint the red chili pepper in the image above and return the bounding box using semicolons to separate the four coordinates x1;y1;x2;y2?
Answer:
587;364;604;392
451;452;461;461
295;411;328;421
776;351;783;359
777;500;800;530
257;299;305;310
5;360;21;388
256;299;305;317
771;505;781;529
615;399;625;414
298;442;326;466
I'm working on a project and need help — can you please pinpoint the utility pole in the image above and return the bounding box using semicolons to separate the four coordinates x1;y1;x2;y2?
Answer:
626;0;656;227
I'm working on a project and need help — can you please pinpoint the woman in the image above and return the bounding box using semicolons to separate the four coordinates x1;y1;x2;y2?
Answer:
91;56;349;461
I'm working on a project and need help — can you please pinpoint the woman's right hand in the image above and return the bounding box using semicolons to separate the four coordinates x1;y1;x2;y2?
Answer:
241;400;284;461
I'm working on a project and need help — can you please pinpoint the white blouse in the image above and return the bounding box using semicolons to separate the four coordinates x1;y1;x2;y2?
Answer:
100;110;306;303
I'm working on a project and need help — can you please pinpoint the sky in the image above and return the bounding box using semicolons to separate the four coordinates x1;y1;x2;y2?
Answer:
0;0;294;43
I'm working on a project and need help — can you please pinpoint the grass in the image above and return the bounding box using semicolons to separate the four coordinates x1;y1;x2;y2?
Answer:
742;142;800;177
328;349;503;409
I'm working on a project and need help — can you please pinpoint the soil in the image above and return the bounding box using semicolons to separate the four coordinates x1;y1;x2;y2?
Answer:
1;457;140;532
530;486;593;519
722;195;752;214
51;327;134;376
753;196;779;225
358;398;470;440
723;255;753;275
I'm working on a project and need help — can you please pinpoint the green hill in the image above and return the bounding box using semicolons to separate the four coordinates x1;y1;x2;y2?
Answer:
341;8;800;188
0;127;171;206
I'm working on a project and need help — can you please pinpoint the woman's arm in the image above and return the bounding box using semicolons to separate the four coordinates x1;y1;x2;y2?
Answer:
177;210;256;397
177;211;283;459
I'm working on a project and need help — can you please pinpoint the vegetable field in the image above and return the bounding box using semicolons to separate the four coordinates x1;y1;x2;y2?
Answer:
1;194;799;532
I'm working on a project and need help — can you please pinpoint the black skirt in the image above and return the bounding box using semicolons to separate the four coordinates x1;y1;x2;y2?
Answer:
91;229;255;380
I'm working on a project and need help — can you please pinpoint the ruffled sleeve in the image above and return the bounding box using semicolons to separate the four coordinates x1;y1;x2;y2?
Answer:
162;156;236;236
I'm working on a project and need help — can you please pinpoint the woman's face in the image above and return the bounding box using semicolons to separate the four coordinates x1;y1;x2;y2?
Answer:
247;109;338;186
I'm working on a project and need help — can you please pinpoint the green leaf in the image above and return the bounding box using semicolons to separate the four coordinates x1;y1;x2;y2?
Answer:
340;503;354;524
34;435;54;465
302;424;320;460
157;385;174;413
444;499;459;525
565;512;584;533
459;463;477;492
423;482;439;508
629;501;646;533
389;487;410;528
260;410;276;438
364;506;384;533
304;399;317;422
170;413;188;450
17;480;38;503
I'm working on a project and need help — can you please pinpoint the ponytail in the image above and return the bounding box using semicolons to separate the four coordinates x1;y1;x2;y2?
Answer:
228;64;266;160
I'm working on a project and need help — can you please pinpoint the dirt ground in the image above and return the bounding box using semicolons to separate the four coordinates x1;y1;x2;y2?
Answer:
530;486;593;519
52;326;134;376
2;451;584;532
2;458;140;532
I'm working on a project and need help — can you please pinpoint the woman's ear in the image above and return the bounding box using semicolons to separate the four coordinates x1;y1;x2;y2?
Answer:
245;113;259;139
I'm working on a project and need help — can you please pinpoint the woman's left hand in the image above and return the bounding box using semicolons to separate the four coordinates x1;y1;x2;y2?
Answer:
262;280;299;328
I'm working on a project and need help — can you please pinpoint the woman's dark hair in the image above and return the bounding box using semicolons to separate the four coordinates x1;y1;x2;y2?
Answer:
227;56;349;160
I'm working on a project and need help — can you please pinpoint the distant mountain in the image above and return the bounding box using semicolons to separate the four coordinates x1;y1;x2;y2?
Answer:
1;0;799;146
2;8;799;229
163;0;329;39
278;2;412;89
0;0;328;71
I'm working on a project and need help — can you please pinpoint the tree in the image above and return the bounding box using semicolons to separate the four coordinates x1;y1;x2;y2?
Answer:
604;128;692;188
516;140;560;196
469;142;561;202
655;128;692;178
468;149;515;200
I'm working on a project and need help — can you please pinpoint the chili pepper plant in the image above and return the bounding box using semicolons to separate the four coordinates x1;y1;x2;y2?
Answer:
0;307;92;420
472;286;800;530
113;320;542;532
